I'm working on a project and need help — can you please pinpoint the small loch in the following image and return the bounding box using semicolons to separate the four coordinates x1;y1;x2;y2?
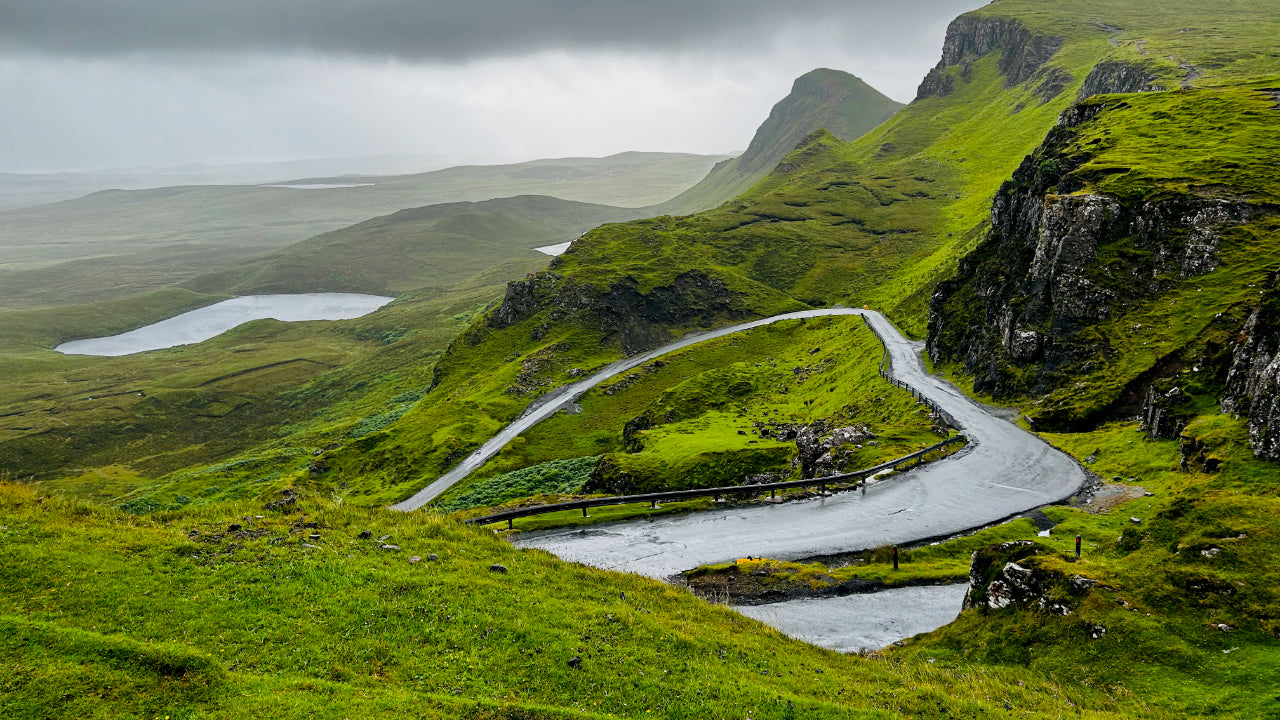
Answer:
56;293;394;357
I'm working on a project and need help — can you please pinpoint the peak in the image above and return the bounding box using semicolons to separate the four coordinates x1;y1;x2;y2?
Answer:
791;68;875;96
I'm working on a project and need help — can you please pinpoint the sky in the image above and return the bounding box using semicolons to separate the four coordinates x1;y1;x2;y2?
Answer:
0;0;981;173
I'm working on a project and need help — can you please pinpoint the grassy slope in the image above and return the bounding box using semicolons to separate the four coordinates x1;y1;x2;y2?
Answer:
0;481;1158;720
432;316;942;511
286;0;1230;509
183;195;640;297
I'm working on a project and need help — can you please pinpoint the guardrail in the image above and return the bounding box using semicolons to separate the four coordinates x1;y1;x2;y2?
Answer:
464;434;967;529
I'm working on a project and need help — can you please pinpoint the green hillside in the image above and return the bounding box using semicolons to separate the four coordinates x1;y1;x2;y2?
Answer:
659;68;903;215
276;0;1280;512
185;195;640;296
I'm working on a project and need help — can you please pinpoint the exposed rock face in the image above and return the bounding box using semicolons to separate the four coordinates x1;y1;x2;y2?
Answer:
1078;59;1164;99
926;99;1252;412
1220;283;1280;460
1141;385;1189;440
964;541;1077;616
917;15;1064;99
756;420;876;478
488;269;742;356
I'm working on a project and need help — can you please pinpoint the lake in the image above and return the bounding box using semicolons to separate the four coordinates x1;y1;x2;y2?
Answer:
56;293;394;357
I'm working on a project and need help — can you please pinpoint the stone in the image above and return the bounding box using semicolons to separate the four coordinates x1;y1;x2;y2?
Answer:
381;544;401;551
567;655;582;669
428;554;440;562
378;534;392;542
1201;547;1221;558
1130;517;1142;524
1085;623;1107;639
358;530;373;540
228;523;242;532
308;533;321;541
408;556;422;564
489;563;508;573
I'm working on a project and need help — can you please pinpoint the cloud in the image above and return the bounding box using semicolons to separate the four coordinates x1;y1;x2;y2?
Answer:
0;0;971;61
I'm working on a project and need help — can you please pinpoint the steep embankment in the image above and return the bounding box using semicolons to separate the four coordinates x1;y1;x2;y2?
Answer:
927;83;1280;441
658;68;903;215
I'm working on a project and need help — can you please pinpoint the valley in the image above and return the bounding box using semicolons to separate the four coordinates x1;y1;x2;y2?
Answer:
3;0;1280;717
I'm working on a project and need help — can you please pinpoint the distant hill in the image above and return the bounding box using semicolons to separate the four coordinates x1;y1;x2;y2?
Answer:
657;69;903;215
0;151;728;311
185;195;641;296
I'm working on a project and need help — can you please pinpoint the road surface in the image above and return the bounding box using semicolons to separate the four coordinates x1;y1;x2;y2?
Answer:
391;309;879;511
511;310;1086;578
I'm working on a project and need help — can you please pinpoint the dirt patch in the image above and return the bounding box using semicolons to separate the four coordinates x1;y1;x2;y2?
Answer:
1075;482;1148;514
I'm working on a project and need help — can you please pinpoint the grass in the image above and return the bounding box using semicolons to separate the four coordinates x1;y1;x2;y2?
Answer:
429;315;943;510
0;480;1150;719
894;417;1280;717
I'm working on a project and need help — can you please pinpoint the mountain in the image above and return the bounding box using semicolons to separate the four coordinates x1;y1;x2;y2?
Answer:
658;68;903;214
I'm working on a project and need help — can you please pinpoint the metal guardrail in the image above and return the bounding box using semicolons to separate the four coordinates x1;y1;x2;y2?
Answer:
465;434;967;528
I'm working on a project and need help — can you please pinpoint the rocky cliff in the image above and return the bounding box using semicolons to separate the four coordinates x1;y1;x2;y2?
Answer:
916;15;1064;99
928;101;1250;403
926;91;1275;443
487;268;742;356
1220;280;1280;460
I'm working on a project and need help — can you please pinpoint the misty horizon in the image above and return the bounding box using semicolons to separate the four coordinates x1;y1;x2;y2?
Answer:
0;0;979;174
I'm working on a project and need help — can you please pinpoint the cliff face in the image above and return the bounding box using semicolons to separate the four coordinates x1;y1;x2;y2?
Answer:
916;15;1064;99
1077;59;1165;100
926;94;1269;436
488;269;742;356
927;105;1250;402
1220;282;1280;460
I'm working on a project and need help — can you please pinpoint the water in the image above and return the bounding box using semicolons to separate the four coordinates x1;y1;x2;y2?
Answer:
735;584;969;653
533;241;572;256
56;293;394;356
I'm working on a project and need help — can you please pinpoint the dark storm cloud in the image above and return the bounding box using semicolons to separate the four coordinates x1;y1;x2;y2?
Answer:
0;0;962;60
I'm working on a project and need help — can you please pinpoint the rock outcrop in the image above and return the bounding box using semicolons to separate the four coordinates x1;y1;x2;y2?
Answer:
488;269;742;356
926;98;1252;414
1078;59;1164;99
1220;281;1280;460
917;15;1064;99
964;541;1088;618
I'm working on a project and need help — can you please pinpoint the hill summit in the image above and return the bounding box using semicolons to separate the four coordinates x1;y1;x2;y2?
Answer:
660;68;903;214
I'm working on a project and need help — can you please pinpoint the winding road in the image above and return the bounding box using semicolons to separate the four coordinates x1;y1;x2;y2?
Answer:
391;308;1085;583
391;309;879;511
503;309;1086;578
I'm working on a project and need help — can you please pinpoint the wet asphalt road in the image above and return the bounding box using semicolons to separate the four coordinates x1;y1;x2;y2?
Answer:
391;309;881;511
511;309;1086;579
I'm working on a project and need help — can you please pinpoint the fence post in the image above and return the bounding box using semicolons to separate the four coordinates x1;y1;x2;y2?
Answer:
892;546;899;570
582;507;589;518
1075;534;1082;559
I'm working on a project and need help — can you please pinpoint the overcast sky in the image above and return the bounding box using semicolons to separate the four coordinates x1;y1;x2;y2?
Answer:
0;0;980;173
